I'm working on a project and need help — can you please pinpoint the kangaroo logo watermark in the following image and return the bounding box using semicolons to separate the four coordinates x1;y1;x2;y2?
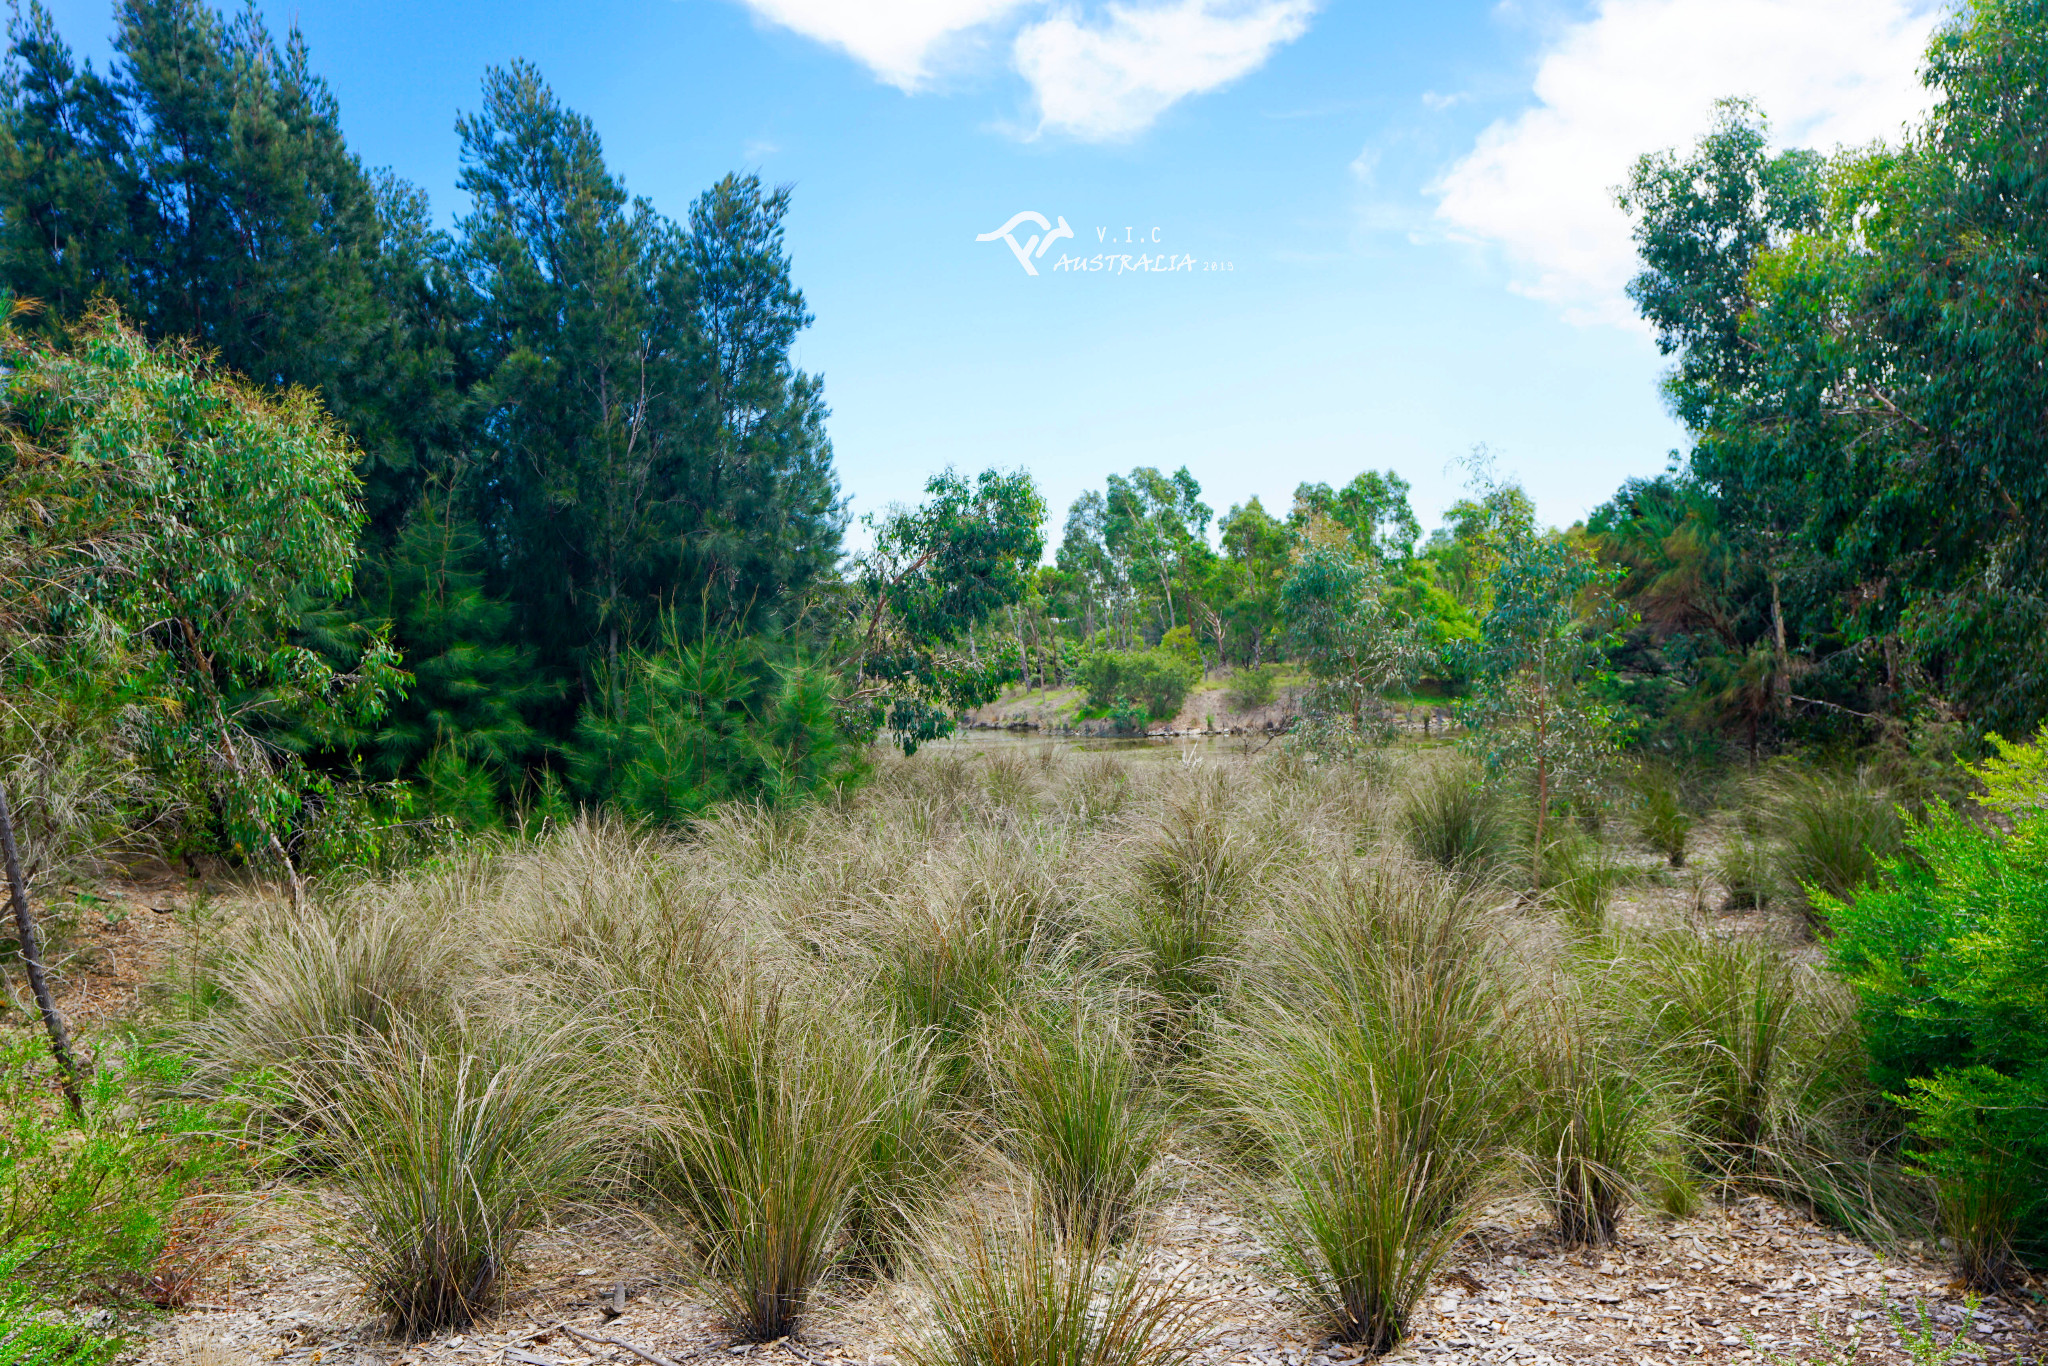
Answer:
977;211;1074;276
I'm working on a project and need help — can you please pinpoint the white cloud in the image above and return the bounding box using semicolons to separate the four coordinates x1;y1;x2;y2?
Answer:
732;0;1316;139
737;0;1030;90
1014;0;1318;140
1432;0;1941;326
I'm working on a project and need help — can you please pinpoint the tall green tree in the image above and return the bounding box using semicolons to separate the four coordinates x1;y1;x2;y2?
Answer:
457;64;841;710
845;468;1045;752
3;310;401;896
1456;532;1624;877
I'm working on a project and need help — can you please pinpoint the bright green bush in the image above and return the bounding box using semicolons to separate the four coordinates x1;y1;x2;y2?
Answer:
1824;726;2048;1290
0;1248;121;1366
0;1037;255;1304
1223;665;1278;712
1079;650;1199;725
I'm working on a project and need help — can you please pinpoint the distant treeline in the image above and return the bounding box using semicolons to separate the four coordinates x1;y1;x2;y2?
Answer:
2;0;2044;863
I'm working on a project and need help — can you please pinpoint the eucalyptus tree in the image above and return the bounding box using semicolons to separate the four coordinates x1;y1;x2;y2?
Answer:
3;310;401;902
1456;532;1624;879
846;469;1045;752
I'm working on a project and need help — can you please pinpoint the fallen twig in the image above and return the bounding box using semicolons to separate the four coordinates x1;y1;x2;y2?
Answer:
558;1323;686;1366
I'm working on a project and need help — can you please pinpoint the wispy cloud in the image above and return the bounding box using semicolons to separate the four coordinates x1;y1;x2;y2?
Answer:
1014;0;1318;140
736;0;1031;90
730;0;1317;140
1432;0;1940;326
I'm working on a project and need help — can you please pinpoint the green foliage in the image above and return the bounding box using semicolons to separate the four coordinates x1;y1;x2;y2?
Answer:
1281;546;1418;755
0;1248;121;1366
1619;2;2048;738
1079;650;1199;725
1825;725;2048;1286
852;468;1046;753
2;310;402;877
1456;528;1624;873
571;623;861;824
0;1036;255;1302
1223;665;1278;712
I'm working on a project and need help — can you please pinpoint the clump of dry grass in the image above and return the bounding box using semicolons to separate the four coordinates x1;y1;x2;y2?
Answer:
986;995;1169;1245
900;1199;1207;1366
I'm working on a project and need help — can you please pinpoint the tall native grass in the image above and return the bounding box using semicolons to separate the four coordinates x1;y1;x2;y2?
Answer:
635;979;879;1340
1763;768;1903;929
1398;757;1512;880
986;997;1169;1244
1218;861;1523;1355
1523;992;1662;1246
291;1015;603;1334
901;1202;1206;1366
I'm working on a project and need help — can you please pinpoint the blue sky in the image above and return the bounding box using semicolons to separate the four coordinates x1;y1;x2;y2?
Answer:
40;0;1944;548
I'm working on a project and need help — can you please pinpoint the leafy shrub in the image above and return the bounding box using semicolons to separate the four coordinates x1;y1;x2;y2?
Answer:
1224;665;1278;712
1767;768;1903;927
987;1001;1167;1245
1824;726;2048;1289
901;1204;1204;1366
1080;650;1199;724
0;1248;121;1366
292;1017;601;1334
1;1038;255;1302
1399;758;1512;879
1107;698;1149;736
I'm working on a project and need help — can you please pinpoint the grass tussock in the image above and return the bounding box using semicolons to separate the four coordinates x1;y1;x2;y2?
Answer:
135;743;1947;1344
296;1015;603;1334
1219;859;1523;1355
1763;768;1903;927
637;979;879;1340
1399;757;1512;880
987;997;1169;1245
901;1202;1207;1366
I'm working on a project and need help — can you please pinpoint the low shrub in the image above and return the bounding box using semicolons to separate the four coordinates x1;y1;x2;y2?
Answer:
1081;651;1200;725
0;1037;256;1303
0;1248;122;1366
1225;666;1278;712
901;1204;1204;1366
1824;725;2048;1290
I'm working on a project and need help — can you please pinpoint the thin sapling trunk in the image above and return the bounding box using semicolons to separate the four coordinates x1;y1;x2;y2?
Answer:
0;781;89;1115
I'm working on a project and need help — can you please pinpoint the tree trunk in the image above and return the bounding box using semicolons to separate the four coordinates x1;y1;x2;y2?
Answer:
0;782;88;1117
